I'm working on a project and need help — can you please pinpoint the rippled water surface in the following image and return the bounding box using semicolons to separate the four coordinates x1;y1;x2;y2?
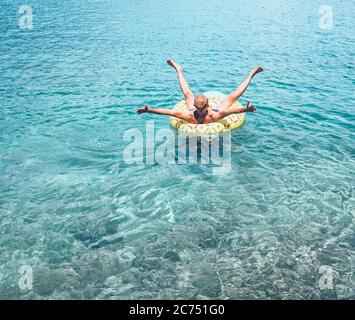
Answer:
0;0;354;299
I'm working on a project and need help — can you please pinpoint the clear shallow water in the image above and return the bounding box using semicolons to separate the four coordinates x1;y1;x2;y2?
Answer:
0;0;354;299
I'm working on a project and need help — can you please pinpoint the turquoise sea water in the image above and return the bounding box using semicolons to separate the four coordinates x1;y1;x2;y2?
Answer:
0;0;354;299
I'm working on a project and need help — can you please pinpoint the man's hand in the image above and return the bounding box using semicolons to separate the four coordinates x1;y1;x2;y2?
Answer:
137;105;150;114
246;101;256;113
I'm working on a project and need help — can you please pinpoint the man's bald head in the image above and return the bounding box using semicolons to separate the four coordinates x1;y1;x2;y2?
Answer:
194;94;209;110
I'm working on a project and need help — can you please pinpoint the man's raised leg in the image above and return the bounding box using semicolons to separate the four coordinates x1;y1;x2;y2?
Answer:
167;59;195;110
220;67;264;109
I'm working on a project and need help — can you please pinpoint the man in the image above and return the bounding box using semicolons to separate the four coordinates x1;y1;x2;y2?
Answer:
137;59;263;124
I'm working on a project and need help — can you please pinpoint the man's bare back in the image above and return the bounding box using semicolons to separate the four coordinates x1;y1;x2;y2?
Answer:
137;59;263;124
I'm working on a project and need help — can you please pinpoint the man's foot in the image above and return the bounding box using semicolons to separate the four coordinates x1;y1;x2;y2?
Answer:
167;59;182;72
250;66;264;77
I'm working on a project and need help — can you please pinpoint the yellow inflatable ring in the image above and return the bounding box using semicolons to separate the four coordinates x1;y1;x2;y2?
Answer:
169;95;246;134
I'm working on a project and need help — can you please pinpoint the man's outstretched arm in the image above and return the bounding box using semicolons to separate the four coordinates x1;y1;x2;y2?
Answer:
213;101;257;121
137;105;190;121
